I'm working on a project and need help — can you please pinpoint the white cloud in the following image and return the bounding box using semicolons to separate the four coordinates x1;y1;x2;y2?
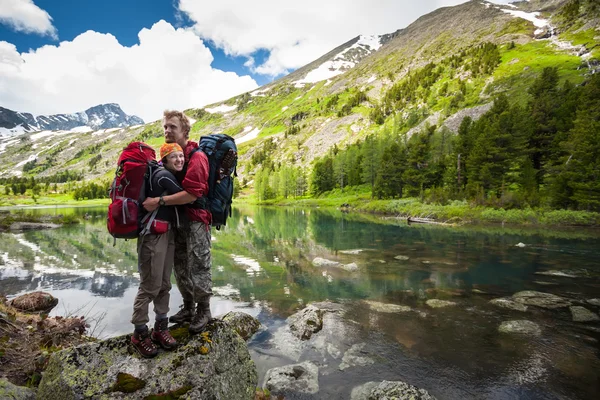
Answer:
179;0;509;76
0;20;258;122
0;0;57;38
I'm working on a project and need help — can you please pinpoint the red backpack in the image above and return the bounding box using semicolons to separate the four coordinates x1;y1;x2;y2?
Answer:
107;142;158;240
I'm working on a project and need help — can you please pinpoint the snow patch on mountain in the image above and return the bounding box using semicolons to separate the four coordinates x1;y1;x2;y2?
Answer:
294;34;382;85
500;9;548;28
236;127;261;145
205;104;237;113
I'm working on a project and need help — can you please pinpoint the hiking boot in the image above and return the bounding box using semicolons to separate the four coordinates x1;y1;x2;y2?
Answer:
169;301;194;324
189;300;212;334
131;327;158;358
151;319;178;350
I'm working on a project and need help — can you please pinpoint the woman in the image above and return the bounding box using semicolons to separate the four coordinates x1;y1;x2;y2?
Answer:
130;142;185;358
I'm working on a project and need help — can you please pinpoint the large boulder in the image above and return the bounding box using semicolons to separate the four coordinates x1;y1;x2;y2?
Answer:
219;311;261;340
570;306;600;322
339;343;375;370
287;305;325;340
351;380;436;400
0;378;36;400
263;361;319;395
512;291;571;309
36;320;257;400
426;299;457;308
498;320;541;336
9;291;58;313
490;298;528;312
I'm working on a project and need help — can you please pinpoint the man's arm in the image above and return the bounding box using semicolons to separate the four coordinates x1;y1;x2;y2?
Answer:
143;191;197;212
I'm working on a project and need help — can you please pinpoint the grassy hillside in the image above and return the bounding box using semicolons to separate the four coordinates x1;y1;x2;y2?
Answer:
0;0;598;221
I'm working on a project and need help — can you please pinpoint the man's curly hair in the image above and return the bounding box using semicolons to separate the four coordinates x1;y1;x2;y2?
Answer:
163;110;191;138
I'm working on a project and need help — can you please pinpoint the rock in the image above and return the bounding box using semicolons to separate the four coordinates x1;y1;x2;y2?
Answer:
535;270;581;278
512;291;571;309
394;255;410;260
515;242;526;248
350;381;379;400
9;222;61;231
287;305;325;340
533;281;558;286
0;378;36;400
36;320;257;400
587;298;600;307
312;257;340;267
9;291;58;313
263;361;319;395
339;343;375;370
364;300;412;313
490;298;528;312
352;380;437;400
498;320;541;336
426;299;457;308
339;249;363;255
570;306;600;322
219;311;261;340
341;262;359;272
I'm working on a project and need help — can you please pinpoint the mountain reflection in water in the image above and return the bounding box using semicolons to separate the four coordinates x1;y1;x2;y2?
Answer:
0;205;599;399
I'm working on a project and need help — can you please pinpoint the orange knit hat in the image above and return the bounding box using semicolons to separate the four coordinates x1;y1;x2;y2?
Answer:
159;142;183;160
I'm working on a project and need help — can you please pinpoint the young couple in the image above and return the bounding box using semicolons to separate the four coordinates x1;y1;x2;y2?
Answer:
130;110;213;358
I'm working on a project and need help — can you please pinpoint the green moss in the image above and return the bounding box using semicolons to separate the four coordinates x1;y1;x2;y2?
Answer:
109;372;146;394
169;327;189;342
143;385;192;400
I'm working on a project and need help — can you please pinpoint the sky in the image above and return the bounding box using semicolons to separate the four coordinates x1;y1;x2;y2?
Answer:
0;0;517;122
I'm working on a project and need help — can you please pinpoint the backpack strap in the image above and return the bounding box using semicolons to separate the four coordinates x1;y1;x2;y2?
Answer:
139;190;167;236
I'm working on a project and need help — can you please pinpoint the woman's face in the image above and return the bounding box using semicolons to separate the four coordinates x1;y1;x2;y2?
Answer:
164;151;184;172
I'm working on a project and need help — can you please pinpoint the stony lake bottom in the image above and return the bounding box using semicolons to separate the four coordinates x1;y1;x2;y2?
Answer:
0;205;599;399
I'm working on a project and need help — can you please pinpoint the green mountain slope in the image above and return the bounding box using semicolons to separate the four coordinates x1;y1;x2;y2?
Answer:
0;0;598;211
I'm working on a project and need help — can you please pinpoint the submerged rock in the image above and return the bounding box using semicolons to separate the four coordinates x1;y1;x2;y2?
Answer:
490;298;528;312
394;255;410;260
339;343;375;370
9;291;58;313
586;298;600;307
341;262;359;272
312;257;340;267
426;299;457;308
339;249;364;255
570;306;600;323
498;320;541;336
219;311;261;340
351;380;436;400
263;361;319;395
364;300;412;313
535;270;582;278
288;305;325;340
512;291;571;309
515;242;526;248
36;320;257;400
9;222;61;231
0;378;35;400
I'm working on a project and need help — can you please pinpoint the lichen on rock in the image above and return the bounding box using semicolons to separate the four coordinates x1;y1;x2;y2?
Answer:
36;320;258;400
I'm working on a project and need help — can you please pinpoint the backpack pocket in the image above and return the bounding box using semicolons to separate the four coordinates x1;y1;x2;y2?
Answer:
107;197;139;238
150;219;169;235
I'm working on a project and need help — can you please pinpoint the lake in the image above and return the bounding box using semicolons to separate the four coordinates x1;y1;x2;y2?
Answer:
1;205;599;399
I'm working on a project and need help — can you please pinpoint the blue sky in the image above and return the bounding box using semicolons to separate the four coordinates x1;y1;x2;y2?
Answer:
0;0;516;121
0;0;272;86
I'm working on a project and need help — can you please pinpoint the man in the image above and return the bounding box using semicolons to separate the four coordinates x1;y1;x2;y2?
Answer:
143;110;213;334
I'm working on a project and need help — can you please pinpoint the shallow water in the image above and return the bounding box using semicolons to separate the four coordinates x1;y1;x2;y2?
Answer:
0;205;599;399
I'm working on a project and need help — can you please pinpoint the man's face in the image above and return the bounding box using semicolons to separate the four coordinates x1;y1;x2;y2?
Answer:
163;117;187;148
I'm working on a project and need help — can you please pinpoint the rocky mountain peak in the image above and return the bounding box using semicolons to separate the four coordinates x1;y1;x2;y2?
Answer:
0;103;144;137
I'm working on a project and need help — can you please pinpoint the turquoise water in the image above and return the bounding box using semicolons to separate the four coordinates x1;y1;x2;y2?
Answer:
1;205;599;399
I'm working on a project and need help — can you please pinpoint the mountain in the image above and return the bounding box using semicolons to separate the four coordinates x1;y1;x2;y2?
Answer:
0;0;598;201
0;103;144;137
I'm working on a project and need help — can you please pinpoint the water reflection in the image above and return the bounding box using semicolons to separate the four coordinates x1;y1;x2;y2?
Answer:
0;205;599;399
